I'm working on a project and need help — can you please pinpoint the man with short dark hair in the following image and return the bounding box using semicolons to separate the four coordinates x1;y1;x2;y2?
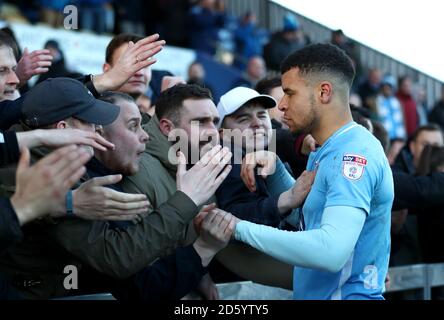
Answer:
255;76;284;124
122;83;227;239
121;83;234;298
230;43;394;300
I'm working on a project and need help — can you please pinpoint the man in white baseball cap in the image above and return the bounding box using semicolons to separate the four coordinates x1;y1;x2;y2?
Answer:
214;86;310;289
217;87;276;127
217;86;276;154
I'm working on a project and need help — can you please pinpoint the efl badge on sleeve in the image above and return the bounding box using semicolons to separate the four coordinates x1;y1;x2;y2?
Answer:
342;154;367;181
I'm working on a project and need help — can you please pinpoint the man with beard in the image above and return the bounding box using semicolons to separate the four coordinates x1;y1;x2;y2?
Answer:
121;83;232;298
229;43;394;300
69;91;236;300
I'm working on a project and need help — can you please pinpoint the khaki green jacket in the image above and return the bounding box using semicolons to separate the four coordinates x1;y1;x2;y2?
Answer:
122;116;219;245
0;123;199;299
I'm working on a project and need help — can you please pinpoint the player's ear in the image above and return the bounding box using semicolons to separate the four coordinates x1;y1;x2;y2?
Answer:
319;82;333;104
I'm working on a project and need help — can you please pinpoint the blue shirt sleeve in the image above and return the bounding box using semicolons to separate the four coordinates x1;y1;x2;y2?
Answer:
235;206;366;273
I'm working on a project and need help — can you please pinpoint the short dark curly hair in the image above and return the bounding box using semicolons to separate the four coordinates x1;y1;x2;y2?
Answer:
281;43;355;88
255;76;282;95
155;84;213;125
106;33;143;64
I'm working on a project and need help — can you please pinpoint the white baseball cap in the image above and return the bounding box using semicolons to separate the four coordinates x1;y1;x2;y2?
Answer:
217;87;277;127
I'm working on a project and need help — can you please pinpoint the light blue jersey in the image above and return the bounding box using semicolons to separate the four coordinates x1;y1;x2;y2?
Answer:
294;121;393;300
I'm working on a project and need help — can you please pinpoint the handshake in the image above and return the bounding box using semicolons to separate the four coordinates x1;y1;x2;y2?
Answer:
192;203;240;267
173;144;241;266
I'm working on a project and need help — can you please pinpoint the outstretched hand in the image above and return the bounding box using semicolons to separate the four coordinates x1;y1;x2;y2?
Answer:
94;34;165;92
176;146;232;207
71;175;151;221
11;145;91;225
15;48;53;85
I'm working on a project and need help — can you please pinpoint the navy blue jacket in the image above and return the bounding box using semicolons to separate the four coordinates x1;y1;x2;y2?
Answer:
0;198;22;255
216;159;283;227
0;198;23;300
392;146;415;174
0;99;22;131
0;130;21;254
0;131;20;167
393;171;444;210
0;74;99;131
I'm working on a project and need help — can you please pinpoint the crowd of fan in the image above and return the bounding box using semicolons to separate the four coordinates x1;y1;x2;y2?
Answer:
0;0;443;300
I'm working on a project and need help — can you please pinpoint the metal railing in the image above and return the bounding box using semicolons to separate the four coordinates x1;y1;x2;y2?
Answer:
224;0;443;108
55;263;444;300
385;263;444;299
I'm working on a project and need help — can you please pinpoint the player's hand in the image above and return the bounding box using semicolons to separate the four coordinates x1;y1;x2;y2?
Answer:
278;170;315;213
